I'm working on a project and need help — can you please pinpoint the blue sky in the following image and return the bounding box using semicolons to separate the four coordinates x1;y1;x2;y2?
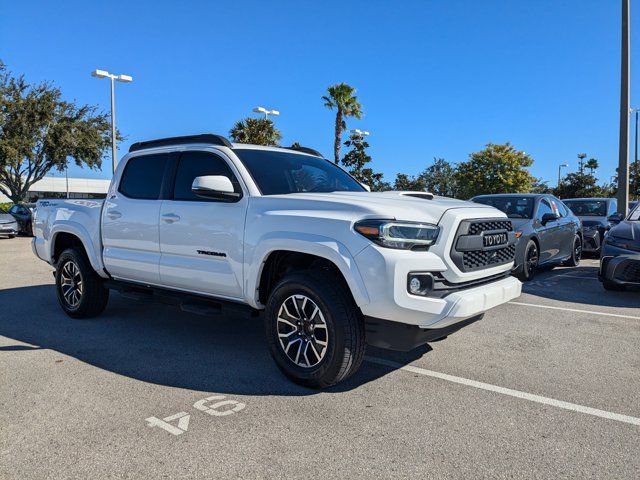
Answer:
2;0;638;187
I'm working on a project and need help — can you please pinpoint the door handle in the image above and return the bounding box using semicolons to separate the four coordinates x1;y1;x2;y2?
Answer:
161;213;181;223
107;210;122;220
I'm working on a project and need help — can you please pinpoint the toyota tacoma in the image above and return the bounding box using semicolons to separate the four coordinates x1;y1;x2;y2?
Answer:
33;134;522;388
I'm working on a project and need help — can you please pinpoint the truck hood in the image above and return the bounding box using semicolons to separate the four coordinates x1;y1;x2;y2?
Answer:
268;191;500;224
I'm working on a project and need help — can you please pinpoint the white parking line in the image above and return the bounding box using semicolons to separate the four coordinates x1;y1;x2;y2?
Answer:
509;301;640;320
365;357;640;427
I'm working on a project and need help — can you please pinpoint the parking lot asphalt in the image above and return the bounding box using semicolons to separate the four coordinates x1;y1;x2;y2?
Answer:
1;237;639;479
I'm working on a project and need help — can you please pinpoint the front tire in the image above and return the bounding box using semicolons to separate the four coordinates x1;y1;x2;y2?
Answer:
265;269;365;389
55;248;109;318
517;240;538;281
563;235;582;267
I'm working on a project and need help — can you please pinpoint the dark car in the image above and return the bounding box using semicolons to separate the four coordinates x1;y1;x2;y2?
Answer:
599;203;640;291
472;194;582;281
562;198;621;255
8;203;35;236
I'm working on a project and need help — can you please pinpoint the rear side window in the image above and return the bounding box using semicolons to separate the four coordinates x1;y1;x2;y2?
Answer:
119;154;168;199
173;151;240;201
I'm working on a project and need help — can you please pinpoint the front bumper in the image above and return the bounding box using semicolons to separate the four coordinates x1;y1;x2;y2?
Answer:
599;252;640;286
354;244;522;329
0;223;18;236
582;229;602;253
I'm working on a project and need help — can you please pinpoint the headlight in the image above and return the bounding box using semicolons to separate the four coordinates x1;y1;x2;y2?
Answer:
605;235;640;252
354;219;440;250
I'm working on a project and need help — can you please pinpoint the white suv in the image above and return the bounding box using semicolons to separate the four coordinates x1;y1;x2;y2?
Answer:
33;134;521;388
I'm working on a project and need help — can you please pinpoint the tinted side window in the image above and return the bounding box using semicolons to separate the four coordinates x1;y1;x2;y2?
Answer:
9;206;18;214
173;151;240;201
119;154;168;199
537;199;553;220
608;200;617;215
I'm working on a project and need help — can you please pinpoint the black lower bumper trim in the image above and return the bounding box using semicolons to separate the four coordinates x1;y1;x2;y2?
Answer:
364;314;484;352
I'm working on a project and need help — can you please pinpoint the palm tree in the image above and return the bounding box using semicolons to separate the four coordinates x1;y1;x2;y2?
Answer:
577;153;587;174
322;83;363;163
229;117;282;146
585;158;599;176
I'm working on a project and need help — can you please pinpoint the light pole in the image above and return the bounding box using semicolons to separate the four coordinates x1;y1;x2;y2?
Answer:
91;69;133;174
557;163;569;188
617;0;631;215
632;107;639;199
252;106;280;120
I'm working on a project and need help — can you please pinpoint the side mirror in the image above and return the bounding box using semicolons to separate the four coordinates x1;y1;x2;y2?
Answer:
541;212;559;225
607;213;624;224
191;176;240;201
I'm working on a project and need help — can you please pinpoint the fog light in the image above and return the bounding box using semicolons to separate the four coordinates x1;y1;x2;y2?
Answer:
407;273;435;296
409;277;422;294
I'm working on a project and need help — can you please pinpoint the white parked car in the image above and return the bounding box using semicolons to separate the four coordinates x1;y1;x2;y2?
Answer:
33;134;521;387
0;208;18;238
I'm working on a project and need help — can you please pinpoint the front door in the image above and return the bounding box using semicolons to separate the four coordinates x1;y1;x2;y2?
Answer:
535;198;562;264
102;153;171;284
158;150;247;299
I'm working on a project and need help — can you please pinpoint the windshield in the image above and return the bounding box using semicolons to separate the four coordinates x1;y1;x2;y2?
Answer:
473;196;534;219
563;200;607;216
234;149;365;195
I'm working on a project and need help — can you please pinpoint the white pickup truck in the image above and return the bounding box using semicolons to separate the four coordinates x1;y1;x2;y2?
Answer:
33;134;521;388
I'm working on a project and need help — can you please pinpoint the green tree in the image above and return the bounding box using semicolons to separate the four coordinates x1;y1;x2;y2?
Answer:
530;178;552;194
341;132;388;191
229;117;282;146
419;157;457;197
394;173;427;191
322;83;363;163
585;158;599;176
454;143;535;199
553;171;610;198
0;62;112;203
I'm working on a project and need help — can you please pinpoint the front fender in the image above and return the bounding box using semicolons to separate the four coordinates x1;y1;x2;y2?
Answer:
245;232;370;309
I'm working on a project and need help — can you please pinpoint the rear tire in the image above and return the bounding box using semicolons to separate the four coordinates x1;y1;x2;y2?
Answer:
264;269;365;389
55;248;109;318
563;235;582;267
603;280;625;292
516;240;538;281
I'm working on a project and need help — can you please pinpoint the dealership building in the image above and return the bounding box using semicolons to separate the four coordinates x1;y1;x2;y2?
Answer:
0;176;111;203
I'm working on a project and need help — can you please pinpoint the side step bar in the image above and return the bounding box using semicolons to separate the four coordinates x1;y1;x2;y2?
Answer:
103;279;258;318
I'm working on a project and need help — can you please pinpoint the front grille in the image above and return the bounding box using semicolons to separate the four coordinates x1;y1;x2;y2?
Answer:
622;261;640;282
450;218;516;272
462;244;516;270
468;220;513;235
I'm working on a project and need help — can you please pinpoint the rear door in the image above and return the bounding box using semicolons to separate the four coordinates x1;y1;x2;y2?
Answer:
102;153;173;284
535;197;562;263
158;149;247;299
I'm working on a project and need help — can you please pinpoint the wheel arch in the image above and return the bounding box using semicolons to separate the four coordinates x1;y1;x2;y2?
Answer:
50;224;106;277
247;236;370;310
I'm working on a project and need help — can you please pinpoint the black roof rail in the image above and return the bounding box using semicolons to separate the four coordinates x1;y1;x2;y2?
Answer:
129;134;232;152
285;145;324;158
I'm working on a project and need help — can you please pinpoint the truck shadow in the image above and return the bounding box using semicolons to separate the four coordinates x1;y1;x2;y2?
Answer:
0;285;428;396
522;265;640;309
